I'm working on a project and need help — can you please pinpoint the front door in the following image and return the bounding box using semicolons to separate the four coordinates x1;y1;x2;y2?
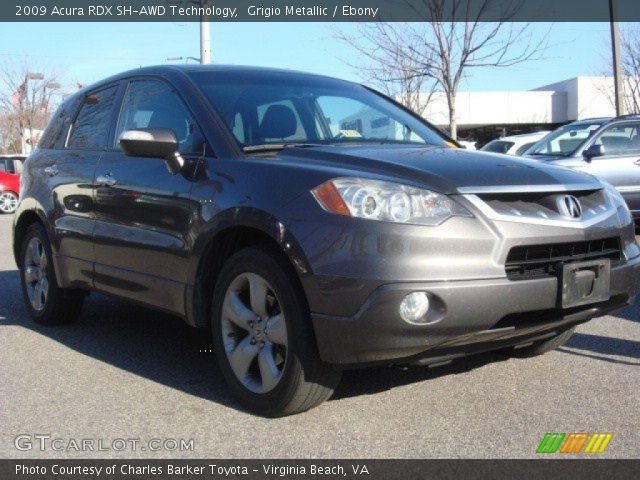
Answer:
92;79;204;314
579;121;640;214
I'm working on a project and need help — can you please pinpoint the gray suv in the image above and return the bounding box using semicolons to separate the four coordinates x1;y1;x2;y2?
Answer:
524;116;640;228
12;65;640;416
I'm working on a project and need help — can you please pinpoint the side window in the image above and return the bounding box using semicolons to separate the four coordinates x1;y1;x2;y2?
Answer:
38;104;64;150
67;85;119;149
38;96;80;150
231;112;245;144
5;159;16;174
116;80;200;154
594;122;640;156
13;159;24;174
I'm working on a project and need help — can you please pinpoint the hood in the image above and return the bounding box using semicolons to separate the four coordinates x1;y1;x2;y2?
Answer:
277;145;600;194
522;153;568;162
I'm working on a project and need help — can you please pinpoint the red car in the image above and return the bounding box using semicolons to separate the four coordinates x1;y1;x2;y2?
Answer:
0;155;25;214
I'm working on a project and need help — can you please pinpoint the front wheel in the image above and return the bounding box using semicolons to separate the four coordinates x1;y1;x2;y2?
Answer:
211;245;341;416
0;191;18;214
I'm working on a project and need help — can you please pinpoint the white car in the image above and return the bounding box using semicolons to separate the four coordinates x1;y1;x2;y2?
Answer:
481;131;550;156
458;140;477;150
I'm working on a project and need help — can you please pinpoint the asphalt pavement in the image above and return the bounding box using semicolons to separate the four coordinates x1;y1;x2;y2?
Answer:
0;213;638;459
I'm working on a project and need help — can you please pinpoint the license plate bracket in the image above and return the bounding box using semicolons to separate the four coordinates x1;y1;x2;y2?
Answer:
560;259;611;309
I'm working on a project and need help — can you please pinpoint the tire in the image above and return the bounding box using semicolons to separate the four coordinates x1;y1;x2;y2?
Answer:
19;222;84;326
502;327;575;358
211;245;341;416
0;191;18;214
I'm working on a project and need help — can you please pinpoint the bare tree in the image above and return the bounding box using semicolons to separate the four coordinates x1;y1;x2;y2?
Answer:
337;0;549;139
334;24;437;117
620;26;640;114
595;25;640;115
0;62;61;153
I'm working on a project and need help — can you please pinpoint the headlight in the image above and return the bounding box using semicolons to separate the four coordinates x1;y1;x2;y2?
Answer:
603;182;632;225
311;177;472;226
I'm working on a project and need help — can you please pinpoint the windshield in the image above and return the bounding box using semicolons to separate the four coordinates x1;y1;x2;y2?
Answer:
526;122;604;156
481;140;514;154
188;70;449;151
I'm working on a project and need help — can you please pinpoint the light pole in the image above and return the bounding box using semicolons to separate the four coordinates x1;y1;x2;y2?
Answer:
166;0;211;64
609;0;625;116
20;72;44;154
43;82;61;118
166;56;201;63
200;0;211;64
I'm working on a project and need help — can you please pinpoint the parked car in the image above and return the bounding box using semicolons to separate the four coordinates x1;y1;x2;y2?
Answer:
0;154;26;214
481;131;550;156
458;140;477;150
13;66;640;416
523;116;640;228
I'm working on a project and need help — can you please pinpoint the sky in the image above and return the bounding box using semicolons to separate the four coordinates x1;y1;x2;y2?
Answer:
0;21;616;94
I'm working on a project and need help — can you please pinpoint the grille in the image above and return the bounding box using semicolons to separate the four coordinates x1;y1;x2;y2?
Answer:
505;237;622;280
478;189;610;222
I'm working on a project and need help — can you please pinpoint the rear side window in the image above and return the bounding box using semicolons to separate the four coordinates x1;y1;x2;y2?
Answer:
38;96;80;150
67;85;119;149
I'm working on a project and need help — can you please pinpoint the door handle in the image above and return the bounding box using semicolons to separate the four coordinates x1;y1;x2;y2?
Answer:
634;159;640;166
44;165;58;177
96;173;117;187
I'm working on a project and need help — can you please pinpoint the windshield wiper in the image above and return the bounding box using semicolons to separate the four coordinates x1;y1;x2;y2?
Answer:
243;143;324;153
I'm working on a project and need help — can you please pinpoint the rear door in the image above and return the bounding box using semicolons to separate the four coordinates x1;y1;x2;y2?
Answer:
48;84;121;289
92;78;205;314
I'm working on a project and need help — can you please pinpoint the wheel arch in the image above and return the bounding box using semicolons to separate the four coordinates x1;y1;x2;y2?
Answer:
12;207;49;266
186;208;313;329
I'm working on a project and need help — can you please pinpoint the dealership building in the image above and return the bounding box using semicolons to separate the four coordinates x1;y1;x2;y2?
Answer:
421;76;618;145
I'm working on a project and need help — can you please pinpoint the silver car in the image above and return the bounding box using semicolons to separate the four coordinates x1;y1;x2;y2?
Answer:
524;116;640;227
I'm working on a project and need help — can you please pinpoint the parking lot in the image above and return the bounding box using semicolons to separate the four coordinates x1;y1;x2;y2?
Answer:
0;212;638;459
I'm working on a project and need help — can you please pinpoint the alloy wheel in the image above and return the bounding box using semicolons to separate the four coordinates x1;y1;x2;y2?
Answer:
23;237;49;311
221;272;288;394
0;192;18;213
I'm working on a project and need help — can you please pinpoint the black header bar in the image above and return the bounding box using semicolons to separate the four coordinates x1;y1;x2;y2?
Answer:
6;0;640;22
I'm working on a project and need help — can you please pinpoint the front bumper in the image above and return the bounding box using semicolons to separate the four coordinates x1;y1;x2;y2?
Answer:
311;255;640;364
283;187;640;366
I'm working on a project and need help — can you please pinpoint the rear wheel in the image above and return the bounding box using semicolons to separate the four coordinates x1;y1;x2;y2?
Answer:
501;327;575;358
211;245;341;416
19;223;84;325
0;191;18;214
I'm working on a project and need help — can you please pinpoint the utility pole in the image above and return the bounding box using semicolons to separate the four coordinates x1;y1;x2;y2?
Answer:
200;0;211;64
609;0;624;116
20;72;44;154
166;0;211;63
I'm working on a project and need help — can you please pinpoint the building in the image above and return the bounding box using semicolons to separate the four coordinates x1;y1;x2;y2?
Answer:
422;76;619;146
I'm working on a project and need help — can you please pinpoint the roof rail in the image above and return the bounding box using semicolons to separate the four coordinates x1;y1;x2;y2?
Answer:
572;117;611;122
612;113;640;120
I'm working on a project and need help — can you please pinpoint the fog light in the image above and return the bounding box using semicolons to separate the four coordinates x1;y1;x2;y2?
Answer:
400;292;430;323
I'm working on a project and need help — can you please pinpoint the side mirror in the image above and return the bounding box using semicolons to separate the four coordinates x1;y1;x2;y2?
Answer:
583;144;605;161
119;128;185;174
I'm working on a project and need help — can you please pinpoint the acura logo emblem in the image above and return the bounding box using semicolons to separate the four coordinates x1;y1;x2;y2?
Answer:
557;195;583;219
